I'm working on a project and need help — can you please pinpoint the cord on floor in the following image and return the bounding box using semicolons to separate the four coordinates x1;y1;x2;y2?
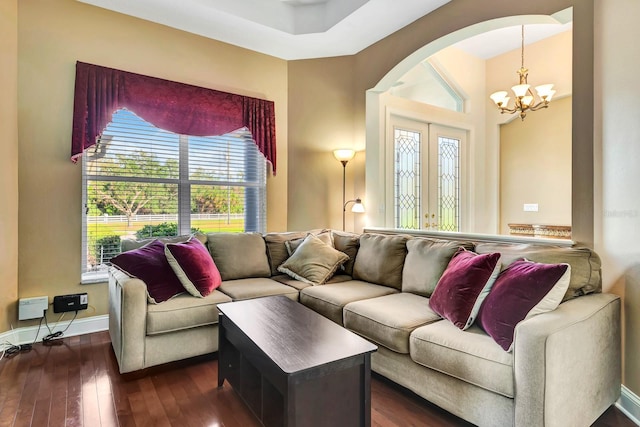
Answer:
0;310;79;359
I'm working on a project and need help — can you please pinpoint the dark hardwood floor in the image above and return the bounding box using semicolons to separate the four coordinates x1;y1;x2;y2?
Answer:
0;331;633;427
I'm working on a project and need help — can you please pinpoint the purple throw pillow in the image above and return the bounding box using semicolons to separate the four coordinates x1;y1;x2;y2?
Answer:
429;248;501;330
111;239;184;303
476;259;571;351
165;238;222;297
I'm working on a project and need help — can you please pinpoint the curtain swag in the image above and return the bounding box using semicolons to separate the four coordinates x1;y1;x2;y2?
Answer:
71;61;277;174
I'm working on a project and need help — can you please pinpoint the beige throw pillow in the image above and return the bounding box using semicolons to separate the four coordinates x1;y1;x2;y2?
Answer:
285;231;334;255
278;234;349;286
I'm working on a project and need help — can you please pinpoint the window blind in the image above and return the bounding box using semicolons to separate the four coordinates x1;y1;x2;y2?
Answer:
82;109;266;282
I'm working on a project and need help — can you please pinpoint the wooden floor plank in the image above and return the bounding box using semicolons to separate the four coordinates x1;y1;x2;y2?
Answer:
0;331;634;427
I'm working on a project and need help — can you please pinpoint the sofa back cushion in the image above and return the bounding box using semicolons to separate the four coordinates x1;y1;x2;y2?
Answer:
332;231;360;276
474;243;601;301
353;233;408;289
206;232;271;281
402;238;474;296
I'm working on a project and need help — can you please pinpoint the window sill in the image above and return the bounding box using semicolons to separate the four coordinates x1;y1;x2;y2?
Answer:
81;271;109;285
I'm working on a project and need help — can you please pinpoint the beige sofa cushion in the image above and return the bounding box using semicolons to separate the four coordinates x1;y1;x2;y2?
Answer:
218;278;298;301
410;321;514;398
146;290;231;335
344;293;440;354
402;238;474;296
352;233;409;289
299;280;398;325
474;243;601;301
272;273;352;291
206;232;271;281
332;231;360;276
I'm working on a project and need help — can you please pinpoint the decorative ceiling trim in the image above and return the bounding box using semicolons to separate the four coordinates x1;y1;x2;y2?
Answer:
77;0;451;60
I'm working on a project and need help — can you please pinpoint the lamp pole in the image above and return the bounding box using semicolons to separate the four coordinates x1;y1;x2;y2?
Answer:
341;160;347;231
333;149;355;231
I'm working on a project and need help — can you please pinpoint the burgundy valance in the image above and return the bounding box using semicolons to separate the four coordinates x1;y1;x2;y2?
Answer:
71;62;277;173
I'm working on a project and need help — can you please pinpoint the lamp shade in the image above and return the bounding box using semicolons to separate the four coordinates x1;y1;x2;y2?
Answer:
535;84;554;98
546;90;556;102
511;84;530;98
333;149;355;162
490;91;508;106
351;199;365;213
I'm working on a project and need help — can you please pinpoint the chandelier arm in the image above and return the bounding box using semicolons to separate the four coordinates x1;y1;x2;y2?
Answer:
498;105;521;114
528;102;550;111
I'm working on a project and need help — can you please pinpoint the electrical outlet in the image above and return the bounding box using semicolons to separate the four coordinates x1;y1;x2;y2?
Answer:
523;203;539;212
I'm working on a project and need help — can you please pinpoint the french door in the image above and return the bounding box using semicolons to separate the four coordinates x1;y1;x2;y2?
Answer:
390;117;466;231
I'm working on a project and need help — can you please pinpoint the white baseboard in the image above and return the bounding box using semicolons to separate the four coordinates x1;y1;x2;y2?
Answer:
0;314;109;346
617;385;640;426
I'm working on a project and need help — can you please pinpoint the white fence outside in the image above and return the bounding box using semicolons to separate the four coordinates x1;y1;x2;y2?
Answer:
87;213;244;223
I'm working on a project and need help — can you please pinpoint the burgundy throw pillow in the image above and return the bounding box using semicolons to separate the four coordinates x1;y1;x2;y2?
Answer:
476;259;571;351
110;239;184;303
429;248;501;330
165;238;221;297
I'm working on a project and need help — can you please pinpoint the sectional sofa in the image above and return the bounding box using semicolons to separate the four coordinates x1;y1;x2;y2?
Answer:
108;229;621;427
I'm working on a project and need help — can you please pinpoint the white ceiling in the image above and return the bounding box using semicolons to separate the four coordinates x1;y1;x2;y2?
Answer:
78;0;571;61
78;0;451;60
453;22;573;60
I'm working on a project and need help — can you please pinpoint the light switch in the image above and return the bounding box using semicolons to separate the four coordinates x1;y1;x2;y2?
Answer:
524;203;539;212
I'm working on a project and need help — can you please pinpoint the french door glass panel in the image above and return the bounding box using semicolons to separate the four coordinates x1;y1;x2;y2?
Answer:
394;128;422;229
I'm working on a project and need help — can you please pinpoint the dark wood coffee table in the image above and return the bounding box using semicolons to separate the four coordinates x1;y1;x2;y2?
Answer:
217;295;377;427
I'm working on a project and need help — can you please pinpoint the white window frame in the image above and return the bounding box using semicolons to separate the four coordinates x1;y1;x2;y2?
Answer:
81;111;266;284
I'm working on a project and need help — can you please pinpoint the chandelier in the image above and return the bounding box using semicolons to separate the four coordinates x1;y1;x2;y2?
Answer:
489;25;555;121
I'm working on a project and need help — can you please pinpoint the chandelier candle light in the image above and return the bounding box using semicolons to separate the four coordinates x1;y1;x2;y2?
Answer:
333;149;365;231
489;25;555;121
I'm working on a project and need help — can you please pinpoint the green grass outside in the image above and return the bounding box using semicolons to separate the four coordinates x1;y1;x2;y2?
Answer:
88;218;245;240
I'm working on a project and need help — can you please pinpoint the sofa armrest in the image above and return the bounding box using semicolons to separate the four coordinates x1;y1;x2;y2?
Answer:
108;267;148;373
513;293;621;427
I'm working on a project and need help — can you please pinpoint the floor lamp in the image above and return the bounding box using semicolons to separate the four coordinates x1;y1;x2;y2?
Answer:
333;149;365;231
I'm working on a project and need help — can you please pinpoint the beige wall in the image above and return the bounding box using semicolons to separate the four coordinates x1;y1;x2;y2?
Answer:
0;0;19;332
499;96;572;234
595;0;640;395
16;0;288;325
287;56;359;231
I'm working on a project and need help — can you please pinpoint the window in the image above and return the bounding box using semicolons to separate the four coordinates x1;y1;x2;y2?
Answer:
82;109;266;282
390;60;464;112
